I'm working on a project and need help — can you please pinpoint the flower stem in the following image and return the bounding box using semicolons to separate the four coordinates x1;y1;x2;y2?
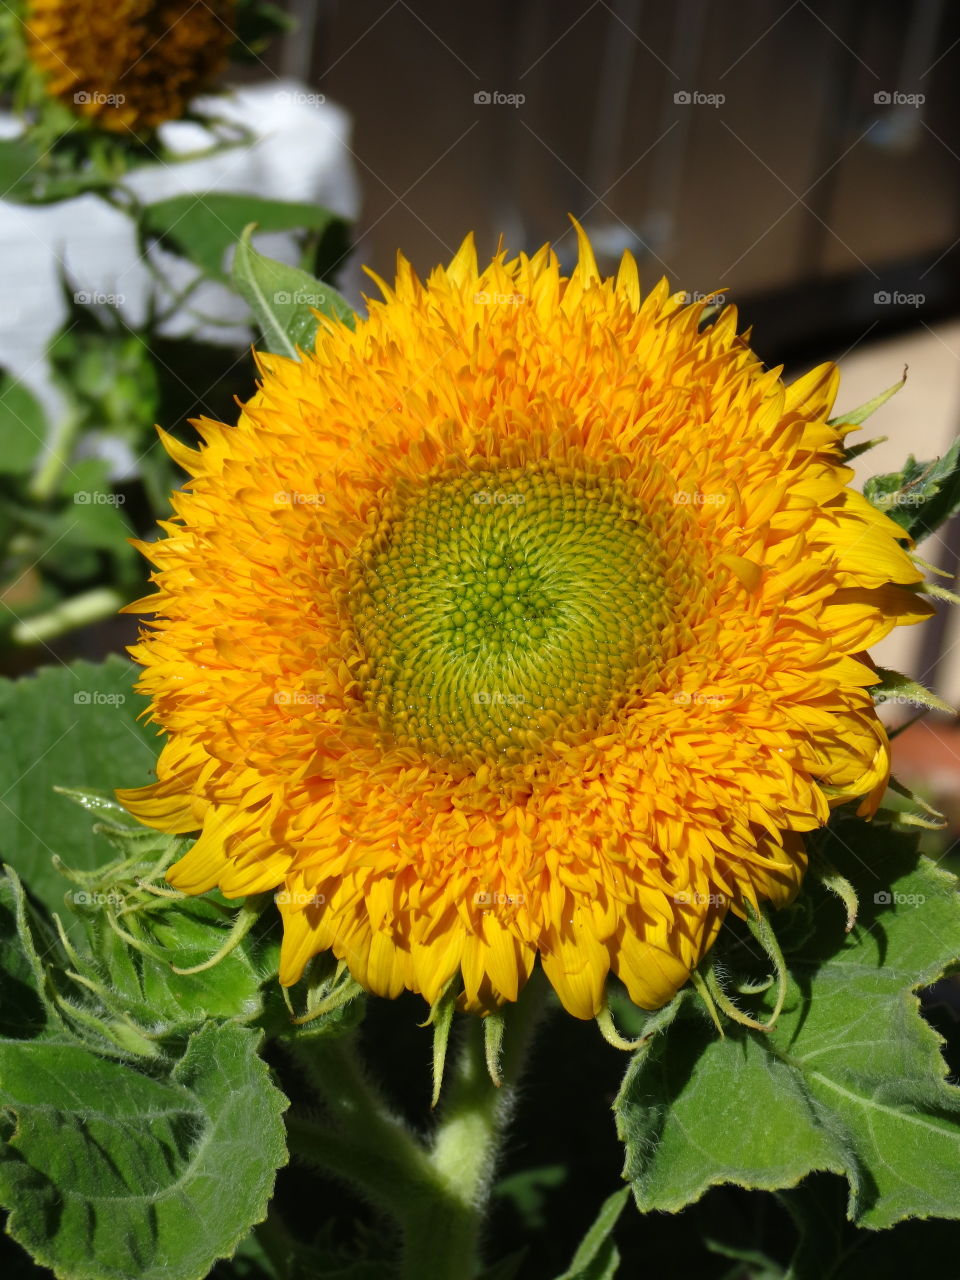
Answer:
401;970;548;1280
285;974;549;1279
286;1033;435;1214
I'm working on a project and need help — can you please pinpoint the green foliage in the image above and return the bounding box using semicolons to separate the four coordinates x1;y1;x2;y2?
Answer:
863;438;960;541
231;226;355;359
554;1188;628;1280
143;194;346;280
0;376;46;478
0;658;159;916
615;820;960;1230
0;867;289;1280
48;303;160;449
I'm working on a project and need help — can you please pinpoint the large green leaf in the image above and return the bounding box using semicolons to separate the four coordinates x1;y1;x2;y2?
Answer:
0;868;288;1280
230;226;355;360
142;193;345;279
0;659;159;914
615;821;960;1229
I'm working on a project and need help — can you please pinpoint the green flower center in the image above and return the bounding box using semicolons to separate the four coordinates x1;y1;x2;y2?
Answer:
349;464;673;769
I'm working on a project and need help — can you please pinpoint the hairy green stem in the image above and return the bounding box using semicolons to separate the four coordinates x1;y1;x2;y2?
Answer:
402;970;548;1280
287;975;548;1280
287;1033;434;1200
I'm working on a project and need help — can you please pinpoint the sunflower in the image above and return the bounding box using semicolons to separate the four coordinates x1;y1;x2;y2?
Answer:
118;228;933;1019
25;0;235;133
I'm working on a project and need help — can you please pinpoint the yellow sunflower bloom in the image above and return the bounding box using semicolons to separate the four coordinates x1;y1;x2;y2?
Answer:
25;0;235;133
118;229;933;1019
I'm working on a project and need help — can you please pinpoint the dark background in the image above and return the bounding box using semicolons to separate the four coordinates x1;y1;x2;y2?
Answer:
273;0;960;365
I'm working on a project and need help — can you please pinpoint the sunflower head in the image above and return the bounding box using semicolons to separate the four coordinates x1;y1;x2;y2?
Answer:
24;0;236;133
118;227;933;1020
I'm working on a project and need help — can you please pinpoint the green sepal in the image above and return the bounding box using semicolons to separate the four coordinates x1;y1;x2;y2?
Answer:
879;775;947;832
483;1007;506;1086
833;368;906;430
809;853;859;932
426;980;459;1107
871;666;955;716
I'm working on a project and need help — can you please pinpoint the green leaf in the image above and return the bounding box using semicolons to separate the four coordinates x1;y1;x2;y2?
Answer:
615;821;960;1229
0;136;43;202
0;867;288;1280
863;438;960;541
0;374;48;476
554;1187;628;1280
142;194;345;280
0;658;159;917
230;225;355;360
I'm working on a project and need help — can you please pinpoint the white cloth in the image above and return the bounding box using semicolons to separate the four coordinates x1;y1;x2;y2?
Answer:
0;80;361;450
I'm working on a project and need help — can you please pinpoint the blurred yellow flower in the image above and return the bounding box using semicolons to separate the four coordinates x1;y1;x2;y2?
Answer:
119;228;932;1018
26;0;235;133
